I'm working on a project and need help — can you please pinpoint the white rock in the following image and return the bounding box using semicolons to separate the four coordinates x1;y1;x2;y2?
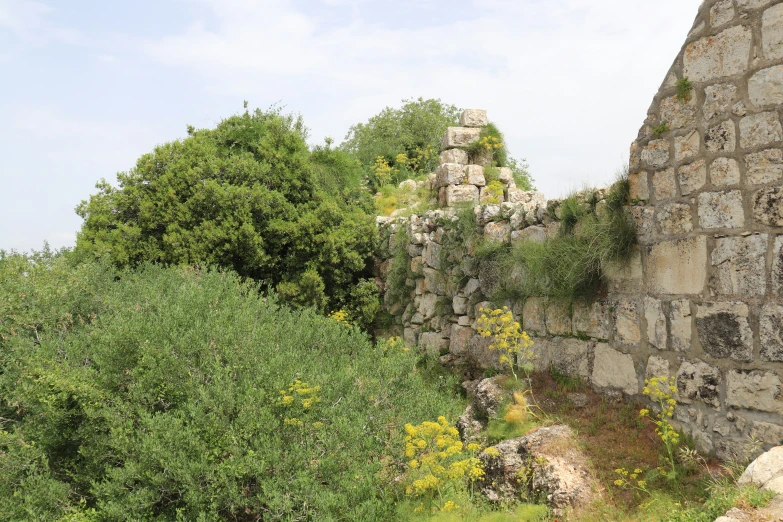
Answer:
459;109;488;128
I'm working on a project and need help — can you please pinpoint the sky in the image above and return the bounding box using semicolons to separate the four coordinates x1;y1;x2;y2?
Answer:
0;0;702;252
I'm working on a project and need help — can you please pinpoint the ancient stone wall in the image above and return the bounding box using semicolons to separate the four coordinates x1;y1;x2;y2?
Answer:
376;0;783;458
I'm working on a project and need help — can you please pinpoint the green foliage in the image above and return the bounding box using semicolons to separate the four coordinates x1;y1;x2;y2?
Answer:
386;229;416;308
507;157;535;191
653;121;670;137
74;107;377;317
676;77;693;103
375;178;436;217
662;485;774;522
0;262;466;521
464;124;507;167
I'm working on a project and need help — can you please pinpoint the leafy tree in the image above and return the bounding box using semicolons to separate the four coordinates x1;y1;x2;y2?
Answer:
74;108;376;316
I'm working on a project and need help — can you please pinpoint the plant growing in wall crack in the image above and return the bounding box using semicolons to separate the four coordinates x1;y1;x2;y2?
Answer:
476;307;535;380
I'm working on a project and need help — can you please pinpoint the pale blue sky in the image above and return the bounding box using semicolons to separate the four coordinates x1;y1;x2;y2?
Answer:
0;0;701;251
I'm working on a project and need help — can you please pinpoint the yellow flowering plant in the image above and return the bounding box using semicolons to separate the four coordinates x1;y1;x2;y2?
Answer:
641;376;680;480
328;309;350;326
277;379;323;429
613;467;650;497
476;307;535;380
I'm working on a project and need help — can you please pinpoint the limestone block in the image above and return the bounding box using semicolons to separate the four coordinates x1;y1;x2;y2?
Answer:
737;0;776;8
498;167;514;185
695;302;753;362
511;226;547;245
605;246;644;293
763;3;783;59
710;157;741;186
641;139;670;168
647;237;707;295
423;241;441;269
698;190;745;229
483;221;511;244
645;296;667;350
436;163;466;187
530;338;551;372
703;83;738;120
751;421;783;445
710;0;736;28
747;149;783;185
679;160;707;195
459;109;488;128
646;355;672;381
407;243;424;257
705;120;736;153
546;302;572;336
683;25;752;82
629;206;655;245
506;189;542;207
419;332;449;357
750;66;783;109
614;299;641;345
469;334;503;370
549;338;590;378
449;325;473;356
462;278;481;296
774;237;783;296
677;360;721;407
727;370;783;414
451;296;468;316
740;112;783;150
423;267;445;294
442;127;481;149
475;204;501;226
465;165;485;187
592;344;638;395
418;293;439;320
752;187;783;225
440;148;469;165
444;185;479;207
675;131;700;161
458;315;471;327
523;298;546;337
572;300;609;340
761;304;783;362
628;171;649;200
404;327;419;347
653;168;676;201
710;235;768;296
659;95;698;130
657;202;693;235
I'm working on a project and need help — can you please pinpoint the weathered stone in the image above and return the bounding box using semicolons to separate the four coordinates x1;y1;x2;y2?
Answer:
679;160;707;195
737;0;776;8
705;120;736;153
605;246;644;293
740;112;782;149
592;344;638;395
711;235;767;296
629;206;655;245
653;168;677;201
752;421;783;446
407;243;423;257
628;171;649;200
750;66;783;109
747;149;783;184
753;187;783;225
727;370;783;414
423;242;441;269
422;267;445;294
614;299;641;345
698;190;745;229
659;94;698;130
763;3;783;59
442;127;481;149
761;304;783;362
443;184;479;207
498;167;514;185
418;293;438;320
642;139;670;168
657;203;693;235
462;278;481;296
572;301;609;340
436;163;466;187
647;237;707;295
710;0;736;28
696;302;753;362
523;298;546;337
439;148;469;165
456;404;484;444
675;130;701;161
734;101;748;116
546;302;572;336
460;109;488;128
473;377;505;419
469;334;503;370
511;226;547;245
703;83;738;120
483;221;511;243
466;165;486;186
398;178;417;191
677;360;721;408
645;296;667;350
475;204;501;226
710;157;741;186
683;25;752;82
404;327;418;347
549;338;590;378
774;237;783;296
452;295;469;316
449;324;473;356
646;355;672;380
419;332;449;357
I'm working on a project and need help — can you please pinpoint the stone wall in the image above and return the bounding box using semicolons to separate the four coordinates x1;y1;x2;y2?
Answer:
376;0;783;459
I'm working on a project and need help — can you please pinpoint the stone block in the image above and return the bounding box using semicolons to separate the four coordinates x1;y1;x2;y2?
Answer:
419;332;449;357
418;293;438;320
705;120;736;153
652;168;677;201
459;109;488;128
444;185;479;207
629;206;655;245
703;84;738;122
646;355;672;381
642;139;670;168
645;296;667;350
436;163;466;187
422;267;445;295
511;226;547;245
546;302;572;336
462;278;481;296
657;203;693;236
695;301;753;362
466;165;486;186
449;325;473;356
523;298;546;337
529;338;551;372
677;360;721;408
761;304;783;362
752;187;783;225
675;130;700;161
549;338;590;378
670;300;693;352
404;327;418;347
763;3;783;59
774;237;783;296
659;94;698;130
423;241;441;269
740;112;782;149
452;295;469;316
710;157;740;186
679;160;707;195
751;421;783;445
647;236;707;295
697;190;745;229
683;25;752;82
746;149;783;185
727;370;783;414
628;171;649;200
710;234;767;296
592;344;638;395
614;299;641;345
483;221;511;243
737;0;775;8
440;148;469;165
605;246;644;293
475;204;502;226
442;127;481;149
749;66;783;108
468;334;503;370
710;0;736;28
572;300;609;340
